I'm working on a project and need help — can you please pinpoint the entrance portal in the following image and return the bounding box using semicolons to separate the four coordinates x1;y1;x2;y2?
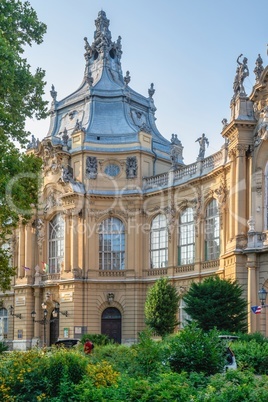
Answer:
101;307;122;343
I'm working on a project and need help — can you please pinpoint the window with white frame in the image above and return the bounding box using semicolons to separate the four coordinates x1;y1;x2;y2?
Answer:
0;308;8;340
205;199;220;260
178;207;195;265
179;298;191;329
150;214;168;268
99;217;125;270
49;214;64;273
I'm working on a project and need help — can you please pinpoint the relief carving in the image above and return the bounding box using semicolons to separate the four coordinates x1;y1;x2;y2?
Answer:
86;156;98;179
126;156;137;178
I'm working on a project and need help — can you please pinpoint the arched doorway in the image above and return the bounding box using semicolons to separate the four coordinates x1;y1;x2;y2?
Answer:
101;307;122;343
50;315;59;345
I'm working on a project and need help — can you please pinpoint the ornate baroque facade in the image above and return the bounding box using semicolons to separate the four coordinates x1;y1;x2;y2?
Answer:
2;11;268;349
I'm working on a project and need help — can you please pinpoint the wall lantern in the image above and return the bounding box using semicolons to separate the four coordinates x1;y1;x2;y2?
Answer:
9;305;22;319
258;287;268;306
52;302;68;317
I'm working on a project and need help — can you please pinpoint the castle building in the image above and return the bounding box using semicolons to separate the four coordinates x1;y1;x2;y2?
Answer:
1;11;268;349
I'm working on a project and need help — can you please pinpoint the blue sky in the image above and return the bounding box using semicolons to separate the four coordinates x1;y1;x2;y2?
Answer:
25;0;268;164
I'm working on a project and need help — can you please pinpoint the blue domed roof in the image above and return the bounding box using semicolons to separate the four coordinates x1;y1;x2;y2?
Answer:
46;11;177;161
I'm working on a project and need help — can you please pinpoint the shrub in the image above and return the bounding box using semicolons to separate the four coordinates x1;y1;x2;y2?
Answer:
166;323;225;375
0;341;8;353
232;340;268;374
80;333;112;346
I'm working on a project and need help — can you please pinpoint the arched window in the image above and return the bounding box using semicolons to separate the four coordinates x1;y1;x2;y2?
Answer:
205;199;220;260
178;207;195;265
150;214;168;268
49;214;64;273
99;217;125;270
0;308;8;340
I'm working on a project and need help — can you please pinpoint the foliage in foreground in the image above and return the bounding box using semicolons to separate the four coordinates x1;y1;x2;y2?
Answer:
183;276;248;332
1;327;268;401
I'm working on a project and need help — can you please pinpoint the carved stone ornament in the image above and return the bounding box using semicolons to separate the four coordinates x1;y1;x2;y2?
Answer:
27;134;39;150
86;156;98;179
61;165;74;183
214;177;227;208
247;216;256;232
44;191;62;214
254;123;268;147
126;156;137;178
124;70;131;86
130;109;146;127
35;218;45;249
164;205;176;241
42;146;62;175
254;54;264;82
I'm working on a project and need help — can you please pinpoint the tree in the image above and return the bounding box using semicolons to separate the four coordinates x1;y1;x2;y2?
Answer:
145;277;180;337
0;0;47;143
183;276;248;332
0;0;48;290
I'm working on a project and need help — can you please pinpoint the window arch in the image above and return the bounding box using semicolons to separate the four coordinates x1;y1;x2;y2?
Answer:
0;308;8;340
178;207;195;265
99;217;125;270
205;199;220;260
49;214;64;273
150;214;168;268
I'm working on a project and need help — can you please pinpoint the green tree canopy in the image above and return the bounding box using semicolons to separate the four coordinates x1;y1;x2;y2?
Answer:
145;277;180;337
0;0;47;143
183;276;248;333
0;0;47;290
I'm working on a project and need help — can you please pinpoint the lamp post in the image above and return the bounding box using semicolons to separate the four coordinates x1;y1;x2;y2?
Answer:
258;287;268;307
31;302;48;346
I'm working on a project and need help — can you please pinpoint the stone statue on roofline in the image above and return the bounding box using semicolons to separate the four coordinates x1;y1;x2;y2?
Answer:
232;54;249;100
195;133;209;160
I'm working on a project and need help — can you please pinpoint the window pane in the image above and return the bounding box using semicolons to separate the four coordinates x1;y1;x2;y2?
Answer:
178;208;195;265
99;218;125;270
150;214;168;268
205;200;220;260
48;214;64;273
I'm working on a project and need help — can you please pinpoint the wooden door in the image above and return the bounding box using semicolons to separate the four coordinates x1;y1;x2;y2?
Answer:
101;308;122;344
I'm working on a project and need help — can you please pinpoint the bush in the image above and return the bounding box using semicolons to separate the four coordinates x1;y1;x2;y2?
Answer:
0;341;8;353
232;340;268;374
80;333;112;346
165;323;226;375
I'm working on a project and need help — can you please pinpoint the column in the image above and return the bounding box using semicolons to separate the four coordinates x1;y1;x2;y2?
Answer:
64;214;70;272
228;150;236;241
25;223;33;277
71;214;78;269
18;223;25;277
247;259;257;333
235;145;247;237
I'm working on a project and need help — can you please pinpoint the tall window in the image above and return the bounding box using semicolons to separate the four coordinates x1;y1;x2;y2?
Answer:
150;214;168;268
205;199;220;260
49;214;64;273
0;308;8;340
99;217;125;270
178;207;195;265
